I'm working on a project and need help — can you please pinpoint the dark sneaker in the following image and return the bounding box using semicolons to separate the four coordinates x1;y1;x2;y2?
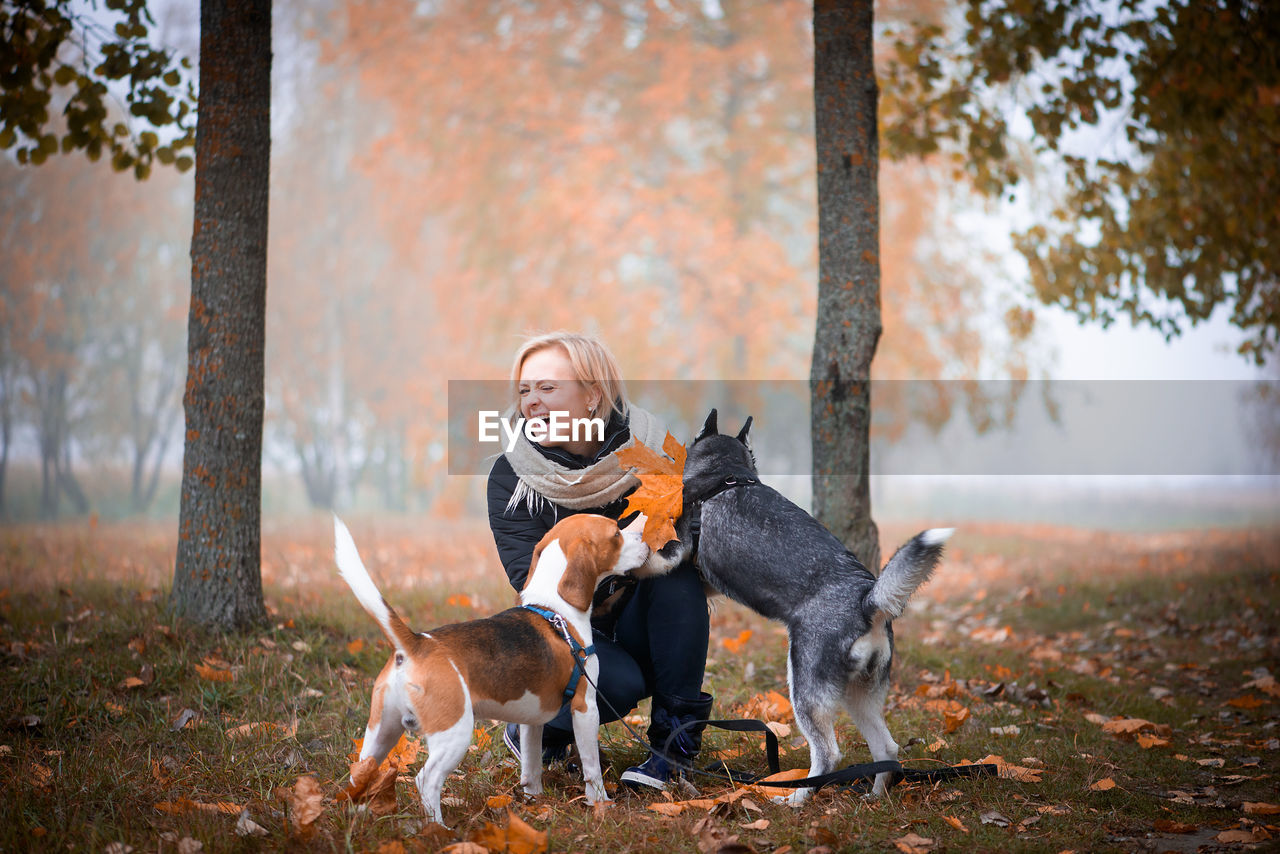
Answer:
502;723;572;766
620;752;673;791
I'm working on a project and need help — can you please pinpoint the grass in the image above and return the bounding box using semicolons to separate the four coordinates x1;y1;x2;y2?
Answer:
1;517;1278;852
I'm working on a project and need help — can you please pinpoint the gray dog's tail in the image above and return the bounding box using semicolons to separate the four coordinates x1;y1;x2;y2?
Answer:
866;528;953;619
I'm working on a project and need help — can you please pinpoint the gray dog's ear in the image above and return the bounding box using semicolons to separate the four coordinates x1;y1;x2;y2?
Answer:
696;409;719;440
736;415;753;444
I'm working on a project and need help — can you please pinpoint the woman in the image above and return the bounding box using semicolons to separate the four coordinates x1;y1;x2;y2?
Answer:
487;331;711;792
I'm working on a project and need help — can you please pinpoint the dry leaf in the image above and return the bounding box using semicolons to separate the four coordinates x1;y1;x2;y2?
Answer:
171;708;197;731
749;767;810;795
741;690;792;722
471;810;547;854
446;594;473;609
944;706;971;734
941;815;969;833
893;832;935;853
1217;829;1263;843
1089;777;1116;791
1099;717;1171;739
1243;674;1280;698
227;721;297;740
740;819;770;831
720;629;753;654
1152;819;1197;833
235;809;269;837
442;844;489;854
290;775;324;837
336;756;399;816
1244;802;1280;815
1225;695;1265;709
153;799;242;816
955;755;1043;783
648;802;685;816
1136;733;1170;749
346;638;365;655
486;794;513;809
614;432;686;549
194;663;233;683
765;721;791;739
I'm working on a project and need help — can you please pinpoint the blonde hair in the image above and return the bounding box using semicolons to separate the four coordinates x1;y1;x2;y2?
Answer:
509;332;628;421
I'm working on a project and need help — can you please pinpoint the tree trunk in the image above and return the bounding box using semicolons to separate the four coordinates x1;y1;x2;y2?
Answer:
172;0;271;630
809;0;881;572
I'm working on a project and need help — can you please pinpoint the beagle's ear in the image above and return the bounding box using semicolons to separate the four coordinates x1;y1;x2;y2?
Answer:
695;409;719;441
736;415;753;444
556;542;600;613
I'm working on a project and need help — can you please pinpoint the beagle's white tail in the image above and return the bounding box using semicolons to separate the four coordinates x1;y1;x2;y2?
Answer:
334;515;420;654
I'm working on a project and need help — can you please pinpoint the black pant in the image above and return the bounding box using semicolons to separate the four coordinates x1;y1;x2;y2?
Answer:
544;560;708;739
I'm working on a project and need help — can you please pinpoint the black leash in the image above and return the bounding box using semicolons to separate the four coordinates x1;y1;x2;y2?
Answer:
661;716;999;791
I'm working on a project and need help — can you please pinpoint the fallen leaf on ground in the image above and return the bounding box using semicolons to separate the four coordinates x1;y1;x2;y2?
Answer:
1243;674;1280;698
1089;777;1117;791
290;775;324;838
226;720;297;740
749;767;810;795
980;811;1010;827
894;832;935;853
486;794;513;809
1244;802;1280;815
1152;819;1197;833
721;630;753;654
471;810;547;854
1225;695;1265;709
153;799;242;816
346;638;365;654
942;815;969;833
648;801;685;816
1100;717;1172;739
944;705;971;734
740;819;770;831
1217;829;1265;843
194;663;233;683
336;756;399;816
956;754;1042;783
171;709;197;731
741;690;792;723
1136;733;1170;749
235;809;269;837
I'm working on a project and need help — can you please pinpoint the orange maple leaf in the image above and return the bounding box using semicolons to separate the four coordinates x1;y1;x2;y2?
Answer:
471;810;548;854
336;756;399;816
613;432;686;550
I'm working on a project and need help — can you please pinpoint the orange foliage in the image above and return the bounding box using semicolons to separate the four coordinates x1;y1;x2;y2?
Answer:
614;432;687;549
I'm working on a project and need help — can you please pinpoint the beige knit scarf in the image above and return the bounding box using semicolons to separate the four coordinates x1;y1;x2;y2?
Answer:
504;405;667;514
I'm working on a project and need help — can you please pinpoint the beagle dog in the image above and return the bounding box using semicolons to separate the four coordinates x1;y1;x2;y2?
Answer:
334;513;650;825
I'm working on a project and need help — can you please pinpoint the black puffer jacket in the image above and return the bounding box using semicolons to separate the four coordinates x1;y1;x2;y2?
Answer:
486;411;639;633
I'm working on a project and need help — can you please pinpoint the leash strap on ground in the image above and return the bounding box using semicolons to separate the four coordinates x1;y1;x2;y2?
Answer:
665;717;1000;791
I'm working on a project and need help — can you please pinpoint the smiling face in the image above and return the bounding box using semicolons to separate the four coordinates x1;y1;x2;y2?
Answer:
517;345;603;456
